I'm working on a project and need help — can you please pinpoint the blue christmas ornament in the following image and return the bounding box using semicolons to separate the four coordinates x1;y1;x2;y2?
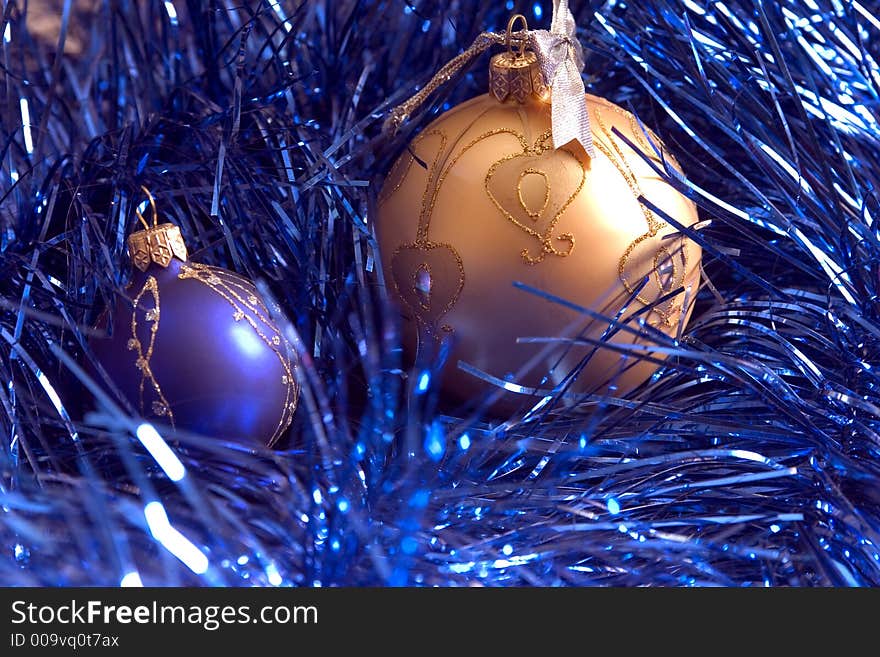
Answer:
91;190;299;446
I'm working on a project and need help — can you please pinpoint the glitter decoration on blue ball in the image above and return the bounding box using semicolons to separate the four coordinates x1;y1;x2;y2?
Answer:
90;188;300;447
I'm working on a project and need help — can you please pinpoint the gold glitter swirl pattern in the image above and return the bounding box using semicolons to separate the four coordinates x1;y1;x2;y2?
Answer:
517;168;550;219
392;240;465;338
378;144;417;206
127;276;175;425
382;98;693;335
591;104;690;328
484;129;584;264
177;263;299;447
387;123;586;336
389;129;467;338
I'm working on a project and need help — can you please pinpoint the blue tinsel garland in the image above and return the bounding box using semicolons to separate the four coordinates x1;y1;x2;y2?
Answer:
1;0;879;586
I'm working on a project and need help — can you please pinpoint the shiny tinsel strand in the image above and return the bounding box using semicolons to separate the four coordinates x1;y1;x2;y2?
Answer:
1;0;879;586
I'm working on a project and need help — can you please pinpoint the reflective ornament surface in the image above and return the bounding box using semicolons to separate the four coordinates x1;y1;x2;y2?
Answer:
92;210;299;446
376;92;701;406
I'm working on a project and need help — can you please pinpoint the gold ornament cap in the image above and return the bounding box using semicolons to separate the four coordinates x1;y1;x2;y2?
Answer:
128;223;188;272
127;187;188;272
489;15;548;104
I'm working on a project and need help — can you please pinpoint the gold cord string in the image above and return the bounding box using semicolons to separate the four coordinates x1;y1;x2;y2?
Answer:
135;186;158;230
384;29;530;133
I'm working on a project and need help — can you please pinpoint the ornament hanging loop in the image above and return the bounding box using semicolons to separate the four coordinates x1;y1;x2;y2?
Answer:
135;186;159;230
490;15;547;105
505;14;529;58
385;2;594;157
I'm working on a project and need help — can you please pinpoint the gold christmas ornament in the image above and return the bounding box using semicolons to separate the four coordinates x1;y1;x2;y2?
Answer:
377;12;701;407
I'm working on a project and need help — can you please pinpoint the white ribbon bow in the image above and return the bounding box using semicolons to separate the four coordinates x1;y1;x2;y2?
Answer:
532;0;594;157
